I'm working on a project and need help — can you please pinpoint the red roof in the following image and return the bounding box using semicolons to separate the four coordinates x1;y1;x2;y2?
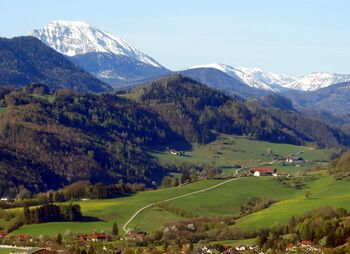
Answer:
301;240;312;245
250;168;274;172
0;232;8;237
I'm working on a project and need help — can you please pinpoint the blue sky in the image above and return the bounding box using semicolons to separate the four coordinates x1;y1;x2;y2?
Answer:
1;0;349;76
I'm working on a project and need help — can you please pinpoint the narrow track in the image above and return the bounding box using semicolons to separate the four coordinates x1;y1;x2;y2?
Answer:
122;177;246;233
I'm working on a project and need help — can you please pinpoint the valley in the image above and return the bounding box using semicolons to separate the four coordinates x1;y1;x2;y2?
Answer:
1;10;350;253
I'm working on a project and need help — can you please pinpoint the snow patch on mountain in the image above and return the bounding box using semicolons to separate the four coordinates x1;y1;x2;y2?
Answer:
282;72;350;91
188;63;350;91
30;20;162;68
189;63;295;91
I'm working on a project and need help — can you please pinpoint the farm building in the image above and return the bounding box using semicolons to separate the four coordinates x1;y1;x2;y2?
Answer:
170;149;185;156
77;233;110;241
250;168;277;177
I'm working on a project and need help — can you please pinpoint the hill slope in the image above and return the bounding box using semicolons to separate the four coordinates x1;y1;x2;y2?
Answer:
283;81;350;115
132;75;350;148
180;67;269;98
0;36;111;93
0;88;182;196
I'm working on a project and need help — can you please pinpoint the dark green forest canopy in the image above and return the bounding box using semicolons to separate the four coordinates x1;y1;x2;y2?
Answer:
1;76;350;195
0;36;111;93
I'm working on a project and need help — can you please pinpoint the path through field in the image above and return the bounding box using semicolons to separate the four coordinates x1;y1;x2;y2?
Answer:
122;177;246;233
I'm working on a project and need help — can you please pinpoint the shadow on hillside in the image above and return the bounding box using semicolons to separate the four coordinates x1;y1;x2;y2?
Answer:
81;216;105;222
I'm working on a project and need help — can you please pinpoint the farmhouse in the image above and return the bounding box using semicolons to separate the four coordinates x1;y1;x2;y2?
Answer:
77;233;110;241
285;156;303;163
170;149;185;156
123;230;147;242
250;168;277;177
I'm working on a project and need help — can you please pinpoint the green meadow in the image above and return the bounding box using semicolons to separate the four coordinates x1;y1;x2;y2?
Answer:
0;107;6;117
5;135;337;239
151;134;329;169
10;172;350;237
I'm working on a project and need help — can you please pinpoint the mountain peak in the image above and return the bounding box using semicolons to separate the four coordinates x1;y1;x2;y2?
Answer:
30;20;162;68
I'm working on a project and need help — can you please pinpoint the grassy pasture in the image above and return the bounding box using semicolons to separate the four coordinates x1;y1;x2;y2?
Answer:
151;134;328;170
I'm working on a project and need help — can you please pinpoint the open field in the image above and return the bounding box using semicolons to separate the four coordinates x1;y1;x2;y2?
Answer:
11;180;226;236
10;171;350;237
0;107;6;117
151;134;329;170
3;135;335;238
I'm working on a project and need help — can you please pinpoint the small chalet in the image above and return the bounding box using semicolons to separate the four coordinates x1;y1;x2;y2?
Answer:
16;234;32;241
124;230;147;242
170;149;185;156
0;232;8;238
300;240;312;246
77;233;110;241
250;168;277;177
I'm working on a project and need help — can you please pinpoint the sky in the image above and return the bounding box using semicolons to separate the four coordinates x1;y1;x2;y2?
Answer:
1;0;350;76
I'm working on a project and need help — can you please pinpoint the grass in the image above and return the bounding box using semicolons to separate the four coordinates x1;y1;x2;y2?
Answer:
152;134;329;179
234;173;350;231
11;180;226;237
151;134;329;170
5;134;334;238
0;248;23;254
30;94;55;103
9;173;350;237
0;107;6;117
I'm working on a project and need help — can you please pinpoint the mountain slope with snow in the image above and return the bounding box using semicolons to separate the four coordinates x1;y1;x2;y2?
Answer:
188;63;295;91
187;63;350;92
30;20;169;87
283;72;350;91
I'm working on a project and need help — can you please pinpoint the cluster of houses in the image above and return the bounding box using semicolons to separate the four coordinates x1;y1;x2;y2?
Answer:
77;232;111;242
195;245;259;254
286;240;323;253
249;168;291;178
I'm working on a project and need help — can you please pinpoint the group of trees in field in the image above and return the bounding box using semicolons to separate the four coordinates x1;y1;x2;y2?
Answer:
0;181;146;209
256;206;350;251
23;204;82;224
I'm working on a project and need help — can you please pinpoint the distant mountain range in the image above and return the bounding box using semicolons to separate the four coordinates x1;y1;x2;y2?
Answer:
28;20;350;93
30;21;170;87
0;36;111;93
186;63;350;92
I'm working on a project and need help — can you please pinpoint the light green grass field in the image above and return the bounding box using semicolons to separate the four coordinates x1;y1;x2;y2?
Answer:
6;135;334;238
11;180;225;236
0;248;20;254
0;107;6;117
151;134;329;169
10;173;350;237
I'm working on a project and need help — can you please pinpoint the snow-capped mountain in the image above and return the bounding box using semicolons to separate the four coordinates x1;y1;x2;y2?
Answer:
282;72;350;91
30;20;169;87
187;63;350;92
188;63;295;91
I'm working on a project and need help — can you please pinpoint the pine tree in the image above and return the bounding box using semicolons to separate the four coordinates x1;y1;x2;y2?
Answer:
56;233;62;245
112;222;119;236
23;206;31;224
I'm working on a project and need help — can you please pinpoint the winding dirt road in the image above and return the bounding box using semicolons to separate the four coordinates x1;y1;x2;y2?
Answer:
122;177;246;233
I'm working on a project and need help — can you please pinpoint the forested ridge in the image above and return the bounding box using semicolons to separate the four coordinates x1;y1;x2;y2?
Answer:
1;75;350;196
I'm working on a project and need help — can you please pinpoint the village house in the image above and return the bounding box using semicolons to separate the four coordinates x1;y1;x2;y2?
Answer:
285;156;303;163
0;231;8;238
250;168;277;177
123;230;147;242
169;149;185;156
77;233;110;242
0;197;9;202
15;234;32;242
